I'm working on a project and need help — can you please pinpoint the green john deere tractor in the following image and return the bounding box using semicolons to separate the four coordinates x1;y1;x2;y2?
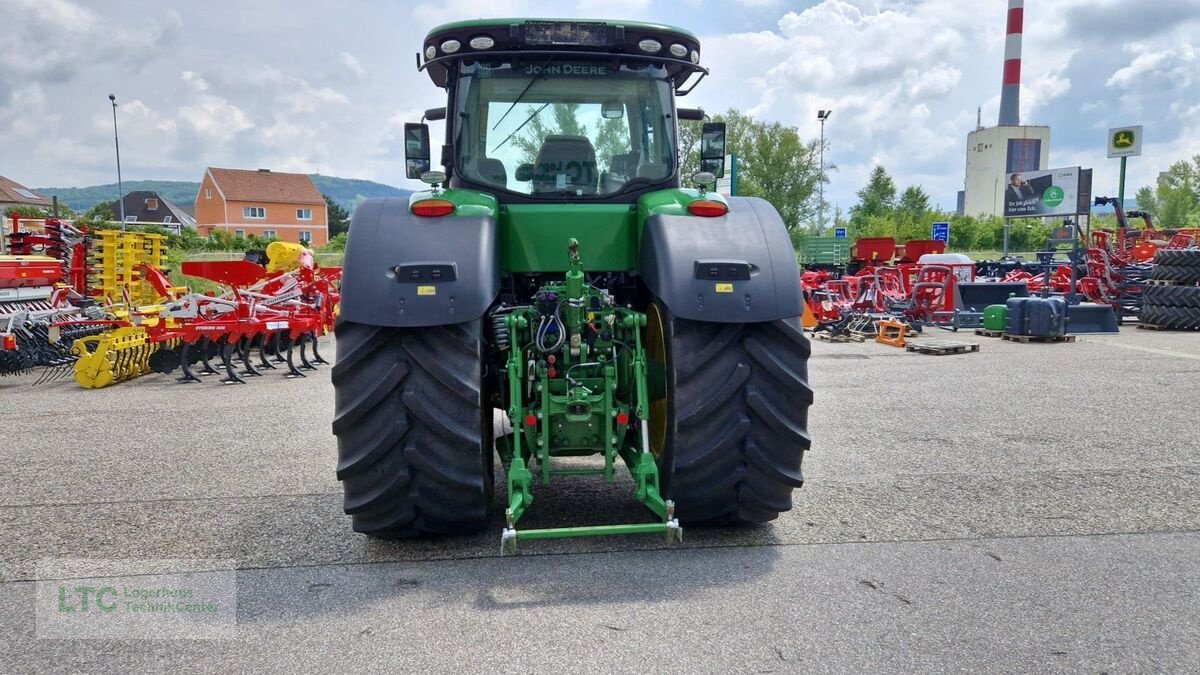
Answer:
334;19;812;551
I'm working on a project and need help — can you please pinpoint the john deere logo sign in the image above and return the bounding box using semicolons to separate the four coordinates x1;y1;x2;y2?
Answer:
1042;185;1065;208
1107;125;1143;158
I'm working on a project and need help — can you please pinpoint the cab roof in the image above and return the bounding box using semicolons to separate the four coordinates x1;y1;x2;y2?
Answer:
418;18;706;93
425;18;698;42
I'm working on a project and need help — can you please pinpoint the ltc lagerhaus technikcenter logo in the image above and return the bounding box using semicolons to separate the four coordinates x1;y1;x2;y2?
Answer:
35;559;237;639
55;584;219;614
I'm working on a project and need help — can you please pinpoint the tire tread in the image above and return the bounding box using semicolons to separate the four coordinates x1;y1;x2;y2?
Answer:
333;320;491;537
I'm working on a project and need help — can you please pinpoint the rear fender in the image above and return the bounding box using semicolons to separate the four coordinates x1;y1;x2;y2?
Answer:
338;198;499;327
639;196;803;322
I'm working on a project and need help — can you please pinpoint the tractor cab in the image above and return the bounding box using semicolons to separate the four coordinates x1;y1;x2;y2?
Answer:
406;19;725;203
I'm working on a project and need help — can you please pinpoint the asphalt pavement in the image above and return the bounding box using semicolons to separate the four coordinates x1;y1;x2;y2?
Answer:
1;328;1198;672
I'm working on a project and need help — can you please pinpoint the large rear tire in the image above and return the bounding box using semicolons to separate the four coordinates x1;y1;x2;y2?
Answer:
332;320;493;537
648;302;813;524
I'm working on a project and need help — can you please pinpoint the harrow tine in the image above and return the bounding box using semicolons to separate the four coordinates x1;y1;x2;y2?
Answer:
283;335;305;379
114;346;127;380
177;342;201;383
219;340;246;385
257;333;277;370
198;337;219;375
272;332;289;363
298;333;317;370
238;336;262;377
310;333;329;365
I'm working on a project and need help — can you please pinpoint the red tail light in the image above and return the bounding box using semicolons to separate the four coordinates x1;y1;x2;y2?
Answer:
2;335;15;350
687;199;728;217
411;199;456;217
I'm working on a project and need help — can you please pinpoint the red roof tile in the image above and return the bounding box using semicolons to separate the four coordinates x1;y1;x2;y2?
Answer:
207;168;323;205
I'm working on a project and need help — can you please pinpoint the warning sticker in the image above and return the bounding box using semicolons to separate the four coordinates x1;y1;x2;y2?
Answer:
715;283;734;293
417;286;436;296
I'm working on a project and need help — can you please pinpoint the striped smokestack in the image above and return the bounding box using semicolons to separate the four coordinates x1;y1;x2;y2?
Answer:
998;0;1023;126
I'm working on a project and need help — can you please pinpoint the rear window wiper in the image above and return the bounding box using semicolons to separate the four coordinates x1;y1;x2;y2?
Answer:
491;57;555;131
492;102;550;153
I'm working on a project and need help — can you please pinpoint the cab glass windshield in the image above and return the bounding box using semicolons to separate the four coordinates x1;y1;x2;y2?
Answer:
453;60;676;198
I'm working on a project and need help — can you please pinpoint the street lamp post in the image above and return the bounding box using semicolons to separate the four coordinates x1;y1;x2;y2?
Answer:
817;109;832;236
109;94;125;230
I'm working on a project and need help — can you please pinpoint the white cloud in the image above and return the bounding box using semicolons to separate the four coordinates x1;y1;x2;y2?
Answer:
687;0;1200;210
1107;43;1198;90
175;72;254;141
412;0;536;27
576;0;651;12
0;1;180;82
339;52;367;80
734;0;782;7
0;0;1197;209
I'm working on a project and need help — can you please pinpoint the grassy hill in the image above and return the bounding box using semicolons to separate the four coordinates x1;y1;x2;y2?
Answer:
36;174;412;214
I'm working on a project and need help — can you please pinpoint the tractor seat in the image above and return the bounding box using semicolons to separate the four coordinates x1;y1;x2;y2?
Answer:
533;135;598;195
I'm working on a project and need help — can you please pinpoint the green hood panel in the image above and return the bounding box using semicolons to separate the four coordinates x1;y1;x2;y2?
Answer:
495;190;728;274
501;204;636;273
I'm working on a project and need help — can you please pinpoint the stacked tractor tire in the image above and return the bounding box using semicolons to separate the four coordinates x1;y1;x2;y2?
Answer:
1140;250;1200;330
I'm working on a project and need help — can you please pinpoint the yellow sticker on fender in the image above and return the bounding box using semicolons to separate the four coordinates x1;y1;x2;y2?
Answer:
715;283;734;293
417;285;436;296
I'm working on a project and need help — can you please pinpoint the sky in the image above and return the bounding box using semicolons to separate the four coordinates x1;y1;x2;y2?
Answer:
1;0;1198;214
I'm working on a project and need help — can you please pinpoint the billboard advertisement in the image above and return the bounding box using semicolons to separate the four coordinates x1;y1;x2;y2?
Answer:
1003;166;1083;218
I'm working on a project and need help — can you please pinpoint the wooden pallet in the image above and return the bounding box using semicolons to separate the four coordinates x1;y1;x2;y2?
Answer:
905;340;980;356
974;329;1004;338
813;331;866;343
1000;333;1077;343
1137;322;1200;332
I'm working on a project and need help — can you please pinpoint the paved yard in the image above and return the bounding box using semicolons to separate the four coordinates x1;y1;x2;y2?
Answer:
1;328;1198;671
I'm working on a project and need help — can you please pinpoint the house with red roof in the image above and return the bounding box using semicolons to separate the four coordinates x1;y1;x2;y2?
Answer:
194;168;328;245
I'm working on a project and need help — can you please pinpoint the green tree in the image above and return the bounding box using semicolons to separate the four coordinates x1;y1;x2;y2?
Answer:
512;103;631;172
514;103;585;166
3;202;77;219
80;203;114;224
677;117;703;180
679;109;825;231
897;186;931;222
322;232;348;252
1132;155;1200;227
849;166;897;234
325;195;351;237
170;228;206;251
593;115;632;169
3;205;51;218
1133;185;1157;214
206;229;238;251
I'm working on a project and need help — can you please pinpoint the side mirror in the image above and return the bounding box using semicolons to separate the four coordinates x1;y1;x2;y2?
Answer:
700;122;726;178
404;123;431;179
515;164;535;182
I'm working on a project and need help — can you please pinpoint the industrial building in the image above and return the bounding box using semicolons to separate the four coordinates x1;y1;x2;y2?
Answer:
958;0;1053;218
